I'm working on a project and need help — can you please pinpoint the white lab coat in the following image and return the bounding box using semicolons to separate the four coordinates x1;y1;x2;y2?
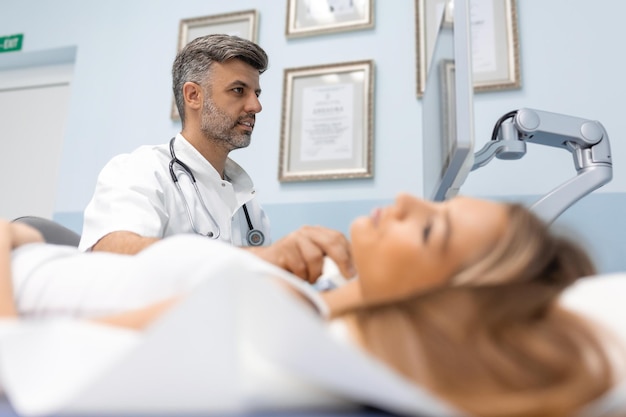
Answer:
79;133;270;251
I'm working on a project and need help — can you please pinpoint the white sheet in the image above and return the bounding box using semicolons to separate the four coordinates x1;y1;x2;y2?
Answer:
558;273;626;416
2;267;625;417
0;263;462;417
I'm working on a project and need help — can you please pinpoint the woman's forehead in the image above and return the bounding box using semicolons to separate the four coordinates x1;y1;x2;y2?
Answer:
447;197;508;249
449;196;506;217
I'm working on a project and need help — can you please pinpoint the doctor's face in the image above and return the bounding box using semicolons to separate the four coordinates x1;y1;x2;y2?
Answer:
349;194;507;305
200;59;263;151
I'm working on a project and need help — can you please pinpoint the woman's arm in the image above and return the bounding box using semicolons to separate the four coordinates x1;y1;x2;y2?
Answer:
0;220;179;328
0;220;44;317
1;219;177;329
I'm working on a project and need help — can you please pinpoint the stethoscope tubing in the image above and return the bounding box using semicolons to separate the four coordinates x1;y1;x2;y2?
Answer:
168;137;264;246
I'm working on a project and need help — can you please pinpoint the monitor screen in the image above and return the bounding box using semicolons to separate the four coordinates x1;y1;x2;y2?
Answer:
422;0;475;201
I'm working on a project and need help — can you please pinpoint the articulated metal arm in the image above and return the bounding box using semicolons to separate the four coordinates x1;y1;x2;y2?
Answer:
471;108;613;223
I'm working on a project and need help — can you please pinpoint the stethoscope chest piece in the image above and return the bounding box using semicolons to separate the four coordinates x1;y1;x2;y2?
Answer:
247;229;265;246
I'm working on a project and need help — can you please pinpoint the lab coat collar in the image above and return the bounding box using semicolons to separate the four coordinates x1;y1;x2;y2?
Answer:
173;133;255;194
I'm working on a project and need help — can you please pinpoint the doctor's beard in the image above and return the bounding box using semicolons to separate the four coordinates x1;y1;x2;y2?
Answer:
200;95;252;151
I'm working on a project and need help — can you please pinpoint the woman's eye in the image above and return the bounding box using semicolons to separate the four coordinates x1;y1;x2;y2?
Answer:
423;220;433;243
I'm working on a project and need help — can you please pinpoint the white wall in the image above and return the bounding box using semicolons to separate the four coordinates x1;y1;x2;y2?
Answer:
1;0;623;213
466;1;626;198
2;1;626;273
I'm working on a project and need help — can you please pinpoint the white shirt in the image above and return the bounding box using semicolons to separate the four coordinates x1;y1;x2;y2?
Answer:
79;133;270;251
12;235;327;319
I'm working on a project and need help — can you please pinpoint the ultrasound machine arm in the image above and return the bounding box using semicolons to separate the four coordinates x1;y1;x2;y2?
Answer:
472;108;613;223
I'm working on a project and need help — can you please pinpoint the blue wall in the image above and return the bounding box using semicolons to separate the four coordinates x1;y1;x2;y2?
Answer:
2;1;625;272
265;192;626;274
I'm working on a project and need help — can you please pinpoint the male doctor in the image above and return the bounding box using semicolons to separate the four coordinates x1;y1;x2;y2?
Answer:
79;34;354;283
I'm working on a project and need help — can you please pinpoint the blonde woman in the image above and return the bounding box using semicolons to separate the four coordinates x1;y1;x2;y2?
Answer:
0;194;622;417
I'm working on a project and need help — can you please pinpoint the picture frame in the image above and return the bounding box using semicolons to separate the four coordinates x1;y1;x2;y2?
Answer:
440;60;456;168
285;0;374;38
416;0;520;97
171;9;259;120
278;60;374;182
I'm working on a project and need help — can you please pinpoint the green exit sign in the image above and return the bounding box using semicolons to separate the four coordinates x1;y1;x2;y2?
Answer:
0;34;23;53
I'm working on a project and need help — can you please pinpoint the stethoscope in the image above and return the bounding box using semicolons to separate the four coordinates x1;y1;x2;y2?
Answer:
168;137;265;246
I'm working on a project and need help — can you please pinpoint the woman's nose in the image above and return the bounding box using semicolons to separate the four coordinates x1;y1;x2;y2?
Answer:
395;193;435;215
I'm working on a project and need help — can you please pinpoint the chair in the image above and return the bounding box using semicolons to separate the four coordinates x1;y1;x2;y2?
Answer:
11;216;81;247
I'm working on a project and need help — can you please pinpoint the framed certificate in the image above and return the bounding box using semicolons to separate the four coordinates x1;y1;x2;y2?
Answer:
171;10;259;120
416;0;520;97
279;60;374;182
285;0;374;38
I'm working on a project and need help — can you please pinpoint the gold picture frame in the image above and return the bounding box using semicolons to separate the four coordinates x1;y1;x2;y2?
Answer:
279;60;374;182
285;0;374;38
416;0;520;97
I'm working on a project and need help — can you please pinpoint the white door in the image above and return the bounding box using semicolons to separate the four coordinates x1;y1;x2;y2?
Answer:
0;62;73;220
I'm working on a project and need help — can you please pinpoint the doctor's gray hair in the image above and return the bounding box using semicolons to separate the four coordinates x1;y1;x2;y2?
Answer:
172;34;268;124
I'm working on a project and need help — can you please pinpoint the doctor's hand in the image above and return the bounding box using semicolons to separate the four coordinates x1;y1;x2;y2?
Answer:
246;225;355;284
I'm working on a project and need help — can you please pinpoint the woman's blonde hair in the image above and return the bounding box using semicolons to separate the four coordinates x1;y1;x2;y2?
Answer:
341;203;614;417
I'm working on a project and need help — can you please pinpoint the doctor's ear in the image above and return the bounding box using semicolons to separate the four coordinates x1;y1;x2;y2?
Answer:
182;82;203;111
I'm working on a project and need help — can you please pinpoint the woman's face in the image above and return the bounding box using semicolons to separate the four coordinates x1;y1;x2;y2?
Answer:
349;194;508;305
